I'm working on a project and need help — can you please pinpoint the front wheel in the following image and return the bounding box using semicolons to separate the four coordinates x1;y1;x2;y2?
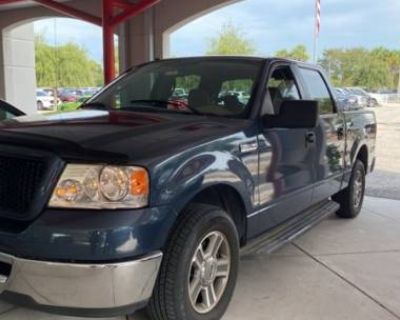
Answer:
333;160;366;219
147;204;239;320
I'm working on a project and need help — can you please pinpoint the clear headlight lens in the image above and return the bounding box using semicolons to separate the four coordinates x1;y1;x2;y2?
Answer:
49;164;149;209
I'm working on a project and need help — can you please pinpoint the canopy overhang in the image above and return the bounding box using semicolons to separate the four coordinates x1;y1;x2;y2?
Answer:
0;0;160;83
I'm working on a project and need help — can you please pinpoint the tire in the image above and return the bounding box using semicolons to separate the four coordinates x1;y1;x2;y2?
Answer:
37;101;43;110
333;160;366;219
147;203;239;320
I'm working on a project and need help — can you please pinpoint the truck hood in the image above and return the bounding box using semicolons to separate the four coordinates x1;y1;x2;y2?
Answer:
0;110;245;163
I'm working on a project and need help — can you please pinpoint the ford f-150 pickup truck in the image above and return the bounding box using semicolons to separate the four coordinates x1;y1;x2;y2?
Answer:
0;57;376;320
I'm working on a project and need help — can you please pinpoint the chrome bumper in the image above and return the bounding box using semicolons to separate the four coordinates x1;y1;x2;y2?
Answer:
0;251;162;311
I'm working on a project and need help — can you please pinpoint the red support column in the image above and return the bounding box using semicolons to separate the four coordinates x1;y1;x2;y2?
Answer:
111;0;160;28
5;0;161;84
103;0;116;85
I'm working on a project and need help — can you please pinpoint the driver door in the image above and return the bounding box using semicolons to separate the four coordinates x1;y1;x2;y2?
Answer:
248;63;316;237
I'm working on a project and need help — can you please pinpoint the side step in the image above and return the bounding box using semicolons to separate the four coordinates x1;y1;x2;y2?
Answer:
240;200;340;257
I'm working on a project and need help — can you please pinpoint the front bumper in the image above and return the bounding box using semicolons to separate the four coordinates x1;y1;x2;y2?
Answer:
0;251;162;317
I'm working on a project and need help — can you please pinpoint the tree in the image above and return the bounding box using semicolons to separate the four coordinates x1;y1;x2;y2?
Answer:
319;47;399;90
206;23;256;56
275;45;310;62
35;35;103;88
370;47;400;90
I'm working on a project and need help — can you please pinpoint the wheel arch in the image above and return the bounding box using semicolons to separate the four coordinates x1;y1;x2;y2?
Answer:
179;184;248;246
356;144;368;174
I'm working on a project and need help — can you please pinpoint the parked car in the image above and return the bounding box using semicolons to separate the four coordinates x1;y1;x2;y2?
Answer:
40;87;56;97
334;88;360;111
218;90;250;105
172;87;188;98
341;88;368;108
58;88;83;102
0;57;376;320
345;87;379;108
82;87;101;97
233;91;251;104
36;89;60;110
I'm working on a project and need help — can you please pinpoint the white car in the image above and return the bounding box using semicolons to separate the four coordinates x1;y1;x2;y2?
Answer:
36;90;60;110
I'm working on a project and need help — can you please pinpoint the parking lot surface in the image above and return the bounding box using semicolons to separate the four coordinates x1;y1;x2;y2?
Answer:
0;196;399;320
366;105;400;200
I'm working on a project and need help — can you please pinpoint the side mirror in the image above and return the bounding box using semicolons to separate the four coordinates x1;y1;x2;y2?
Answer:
263;100;319;129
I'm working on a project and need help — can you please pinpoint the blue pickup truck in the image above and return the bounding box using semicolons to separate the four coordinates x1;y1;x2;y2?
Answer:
0;57;376;320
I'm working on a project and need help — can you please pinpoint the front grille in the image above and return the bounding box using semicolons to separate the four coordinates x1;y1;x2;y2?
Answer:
0;155;47;219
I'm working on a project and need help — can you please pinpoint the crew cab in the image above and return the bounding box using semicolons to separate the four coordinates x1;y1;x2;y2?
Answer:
0;57;376;320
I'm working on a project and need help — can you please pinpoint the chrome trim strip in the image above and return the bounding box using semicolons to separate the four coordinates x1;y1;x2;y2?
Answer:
247;207;266;219
0;251;162;309
239;142;259;153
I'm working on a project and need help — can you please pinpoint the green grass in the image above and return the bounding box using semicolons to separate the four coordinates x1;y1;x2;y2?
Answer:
59;102;81;112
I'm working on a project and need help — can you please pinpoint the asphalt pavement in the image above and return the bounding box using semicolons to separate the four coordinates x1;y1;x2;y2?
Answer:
365;105;400;200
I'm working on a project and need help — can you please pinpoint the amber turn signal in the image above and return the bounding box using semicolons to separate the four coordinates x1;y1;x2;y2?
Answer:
130;169;149;196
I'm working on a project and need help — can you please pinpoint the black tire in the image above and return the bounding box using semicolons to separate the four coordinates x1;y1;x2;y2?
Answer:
333;160;366;219
147;203;239;320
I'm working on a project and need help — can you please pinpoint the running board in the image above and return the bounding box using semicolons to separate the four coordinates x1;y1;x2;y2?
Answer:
240;200;340;257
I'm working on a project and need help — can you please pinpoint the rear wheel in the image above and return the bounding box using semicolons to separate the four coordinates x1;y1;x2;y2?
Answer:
37;101;43;110
333;160;366;218
147;204;239;320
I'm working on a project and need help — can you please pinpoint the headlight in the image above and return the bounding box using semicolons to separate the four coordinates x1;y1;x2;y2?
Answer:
49;164;149;209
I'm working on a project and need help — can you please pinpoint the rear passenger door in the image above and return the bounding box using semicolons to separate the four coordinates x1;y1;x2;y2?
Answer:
297;67;346;203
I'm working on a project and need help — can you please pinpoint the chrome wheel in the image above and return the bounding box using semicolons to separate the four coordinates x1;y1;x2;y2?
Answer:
353;170;364;208
188;231;231;314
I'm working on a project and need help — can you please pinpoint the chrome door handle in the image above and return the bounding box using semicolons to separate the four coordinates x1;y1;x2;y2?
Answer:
240;142;259;153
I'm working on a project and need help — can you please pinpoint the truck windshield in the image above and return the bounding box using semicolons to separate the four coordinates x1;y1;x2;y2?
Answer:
88;59;263;118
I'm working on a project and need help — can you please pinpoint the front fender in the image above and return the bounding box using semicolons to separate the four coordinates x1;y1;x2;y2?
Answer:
151;151;256;215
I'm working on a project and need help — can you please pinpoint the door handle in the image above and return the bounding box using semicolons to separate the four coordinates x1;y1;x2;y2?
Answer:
240;142;259;153
305;132;316;144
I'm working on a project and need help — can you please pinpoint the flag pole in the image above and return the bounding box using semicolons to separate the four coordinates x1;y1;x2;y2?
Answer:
313;0;320;63
313;36;318;63
313;34;318;63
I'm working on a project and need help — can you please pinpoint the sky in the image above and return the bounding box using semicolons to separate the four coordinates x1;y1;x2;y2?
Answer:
34;0;400;62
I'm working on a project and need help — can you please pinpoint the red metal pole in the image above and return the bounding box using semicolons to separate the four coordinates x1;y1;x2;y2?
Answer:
112;0;132;10
111;0;160;27
17;0;160;84
103;0;116;84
